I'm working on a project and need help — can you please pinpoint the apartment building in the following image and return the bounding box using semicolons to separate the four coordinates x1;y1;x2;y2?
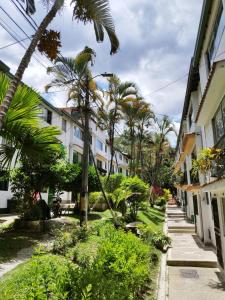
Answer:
174;0;225;269
0;61;129;211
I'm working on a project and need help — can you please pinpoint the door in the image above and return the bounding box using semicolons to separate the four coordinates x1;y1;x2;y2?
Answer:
193;195;198;230
211;198;224;268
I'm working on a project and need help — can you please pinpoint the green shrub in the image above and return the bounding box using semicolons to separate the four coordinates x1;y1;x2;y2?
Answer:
155;196;166;207
138;224;171;251
0;255;76;300
53;230;74;255
120;176;149;220
102;173;125;193
74;224;152;300
89;191;105;205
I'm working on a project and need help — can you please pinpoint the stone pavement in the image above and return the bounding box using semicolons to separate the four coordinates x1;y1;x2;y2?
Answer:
160;204;225;300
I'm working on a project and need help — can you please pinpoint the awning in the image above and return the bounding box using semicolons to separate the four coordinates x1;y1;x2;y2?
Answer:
173;152;186;174
182;133;196;155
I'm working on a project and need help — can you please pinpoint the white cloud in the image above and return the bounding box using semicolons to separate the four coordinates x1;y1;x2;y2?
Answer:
0;0;203;146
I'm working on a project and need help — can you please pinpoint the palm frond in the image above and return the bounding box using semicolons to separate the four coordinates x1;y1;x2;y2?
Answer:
71;0;119;54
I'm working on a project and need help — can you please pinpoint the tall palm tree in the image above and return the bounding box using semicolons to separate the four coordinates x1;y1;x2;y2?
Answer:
98;75;138;178
0;72;62;168
149;116;176;189
120;97;143;176
0;0;119;130
46;46;101;225
135;101;154;178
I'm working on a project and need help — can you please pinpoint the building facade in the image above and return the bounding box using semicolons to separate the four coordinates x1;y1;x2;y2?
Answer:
175;0;225;270
0;61;130;211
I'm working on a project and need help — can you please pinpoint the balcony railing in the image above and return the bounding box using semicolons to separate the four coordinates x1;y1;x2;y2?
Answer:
190;169;200;185
175;172;188;186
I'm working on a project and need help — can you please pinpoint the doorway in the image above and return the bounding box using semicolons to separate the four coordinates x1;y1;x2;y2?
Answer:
211;198;224;268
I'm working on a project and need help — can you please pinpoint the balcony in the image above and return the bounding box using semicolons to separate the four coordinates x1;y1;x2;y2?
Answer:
187;169;201;192
175;172;188;190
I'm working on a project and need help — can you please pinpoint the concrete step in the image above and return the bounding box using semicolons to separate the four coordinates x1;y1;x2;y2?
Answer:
167;233;218;268
167;259;217;268
168;228;195;233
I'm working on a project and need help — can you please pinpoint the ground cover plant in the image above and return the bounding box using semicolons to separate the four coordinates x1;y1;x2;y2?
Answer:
0;217;164;300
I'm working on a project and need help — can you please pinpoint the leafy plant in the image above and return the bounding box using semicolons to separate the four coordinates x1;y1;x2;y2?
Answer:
138;224;171;251
0;255;76;300
102;173;125;193
120;176;149;220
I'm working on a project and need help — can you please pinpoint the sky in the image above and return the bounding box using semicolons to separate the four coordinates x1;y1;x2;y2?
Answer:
0;0;203;145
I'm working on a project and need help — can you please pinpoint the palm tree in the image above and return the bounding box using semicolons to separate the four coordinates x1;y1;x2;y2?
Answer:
98;75;138;178
0;0;119;130
46;46;102;225
147;116;176;203
120;97;143;176
135;101;154;178
0;72;62;168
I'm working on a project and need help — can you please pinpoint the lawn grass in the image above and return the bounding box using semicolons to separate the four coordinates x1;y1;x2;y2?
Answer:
137;206;165;231
65;209;116;225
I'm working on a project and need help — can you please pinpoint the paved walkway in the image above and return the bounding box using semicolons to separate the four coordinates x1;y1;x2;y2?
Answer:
163;204;225;300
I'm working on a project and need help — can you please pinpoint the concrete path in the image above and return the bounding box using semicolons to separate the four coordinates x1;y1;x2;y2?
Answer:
0;246;33;278
164;204;225;300
0;214;18;229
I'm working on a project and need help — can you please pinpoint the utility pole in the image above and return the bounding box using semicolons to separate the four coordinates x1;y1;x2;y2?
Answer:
80;75;90;226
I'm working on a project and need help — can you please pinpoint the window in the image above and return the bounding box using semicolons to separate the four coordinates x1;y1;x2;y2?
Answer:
97;159;103;169
212;97;225;146
96;139;103;151
73;151;83;164
119;153;123;161
207;2;224;69
74;126;84;141
221;198;225;235
118;167;123;173
188;106;194;129
62;119;67;132
126;170;129;176
46;110;52;124
105;145;107;153
0;171;9;191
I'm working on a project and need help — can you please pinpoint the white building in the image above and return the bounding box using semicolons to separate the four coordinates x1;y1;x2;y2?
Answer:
0;61;130;212
175;0;225;270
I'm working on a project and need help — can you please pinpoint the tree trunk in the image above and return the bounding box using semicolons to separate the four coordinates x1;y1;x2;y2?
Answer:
0;0;64;129
80;76;90;226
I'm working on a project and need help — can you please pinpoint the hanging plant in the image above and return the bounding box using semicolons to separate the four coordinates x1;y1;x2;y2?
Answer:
195;148;222;174
37;30;61;61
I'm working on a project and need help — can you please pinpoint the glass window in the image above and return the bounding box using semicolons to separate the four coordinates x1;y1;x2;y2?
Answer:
118;167;123;173
126;170;129;176
188;106;194;129
97;159;102;169
221;198;225;235
74;126;84;141
213;106;224;143
62;119;67;132
73;151;83;164
207;2;224;68
96;139;103;151
119;153;123;160
105;145;107;153
0;171;9;191
46;110;52;124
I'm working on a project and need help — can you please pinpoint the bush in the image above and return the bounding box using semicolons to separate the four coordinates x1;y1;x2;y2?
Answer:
102;173;125;193
89;191;105;205
138;224;171;251
120;176;149;220
74;224;152;300
0;255;76;300
89;192;109;211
